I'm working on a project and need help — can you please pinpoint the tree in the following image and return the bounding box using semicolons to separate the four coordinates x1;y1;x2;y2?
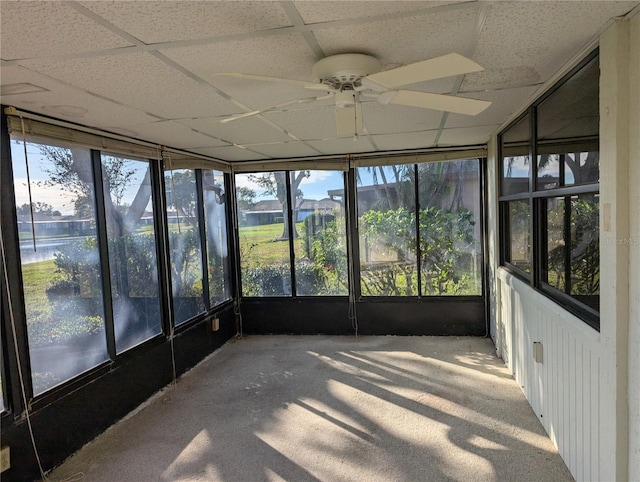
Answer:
165;170;197;225
16;202;61;216
236;186;256;211
39;146;143;236
248;171;309;240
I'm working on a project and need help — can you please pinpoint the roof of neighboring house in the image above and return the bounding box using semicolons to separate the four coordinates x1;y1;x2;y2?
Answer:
245;198;340;213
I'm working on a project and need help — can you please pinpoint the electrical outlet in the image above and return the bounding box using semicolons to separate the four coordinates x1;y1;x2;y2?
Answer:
0;446;10;472
211;318;219;331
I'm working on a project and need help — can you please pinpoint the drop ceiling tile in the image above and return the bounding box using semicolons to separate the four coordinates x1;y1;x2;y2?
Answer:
461;67;541;92
0;65;158;129
247;142;322;159
292;1;460;24
370;130;438;151
128;121;229;149
22;52;239;119
437;125;497;146
191;146;269;162
161;34;317;86
306;138;376;156
79;1;292;44
181;117;292;145
312;6;478;66
473;2;638;80
445;86;540;129
208;77;319;112
263;103;338;140
0;2;132;61
361;102;443;135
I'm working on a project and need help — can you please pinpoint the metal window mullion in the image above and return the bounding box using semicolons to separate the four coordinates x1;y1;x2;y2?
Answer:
92;150;116;360
479;157;488;300
346;167;362;300
530;106;539;287
285;172;297;297
151;159;173;336
0;113;32;413
195;170;210;310
564;196;572;295
413;164;422;297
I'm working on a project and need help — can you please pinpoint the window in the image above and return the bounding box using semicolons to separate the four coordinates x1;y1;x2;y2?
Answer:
11;140;109;395
236;169;348;297
500;113;533;276
202;169;232;306
357;159;483;297
419;159;483;295
102;154;162;353
236;171;292;296
165;169;207;324
290;170;348;296
357;164;418;296
499;50;599;327
165;167;232;322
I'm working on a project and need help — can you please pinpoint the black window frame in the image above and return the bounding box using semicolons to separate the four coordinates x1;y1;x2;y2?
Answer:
1;120;235;404
499;49;600;330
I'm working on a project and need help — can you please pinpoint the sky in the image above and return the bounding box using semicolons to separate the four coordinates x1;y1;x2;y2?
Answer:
235;170;344;201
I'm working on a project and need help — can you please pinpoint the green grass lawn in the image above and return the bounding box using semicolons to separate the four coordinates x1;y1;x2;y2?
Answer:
21;259;58;306
238;222;305;266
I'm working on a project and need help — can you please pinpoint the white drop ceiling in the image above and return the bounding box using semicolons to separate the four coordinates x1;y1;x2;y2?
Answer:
1;1;638;163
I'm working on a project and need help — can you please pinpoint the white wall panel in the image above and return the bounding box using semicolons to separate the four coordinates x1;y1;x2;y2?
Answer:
498;269;601;480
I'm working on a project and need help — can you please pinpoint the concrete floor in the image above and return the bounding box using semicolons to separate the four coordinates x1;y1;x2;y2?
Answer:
48;336;574;482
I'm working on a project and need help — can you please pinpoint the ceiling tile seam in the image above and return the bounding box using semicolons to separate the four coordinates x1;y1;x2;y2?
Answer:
65;0;146;47
165;120;233;147
435;3;490;146
280;1;325;60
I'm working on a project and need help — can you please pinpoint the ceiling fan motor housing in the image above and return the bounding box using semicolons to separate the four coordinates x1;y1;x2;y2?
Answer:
312;53;382;90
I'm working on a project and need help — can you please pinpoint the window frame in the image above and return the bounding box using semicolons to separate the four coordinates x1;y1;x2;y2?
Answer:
499;49;600;330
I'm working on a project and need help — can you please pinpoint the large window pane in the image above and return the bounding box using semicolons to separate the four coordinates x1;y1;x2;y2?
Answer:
569;195;599;311
544;197;566;290
507;200;532;274
290;170;348;296
418;159;482;295
11;140;108;395
236;172;292;296
165;169;206;324
537;55;599;188
102;154;162;353
501;114;531;195
203;170;231;305
357;164;417;296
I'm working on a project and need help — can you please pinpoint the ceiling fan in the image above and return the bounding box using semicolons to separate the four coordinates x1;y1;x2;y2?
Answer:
213;52;491;138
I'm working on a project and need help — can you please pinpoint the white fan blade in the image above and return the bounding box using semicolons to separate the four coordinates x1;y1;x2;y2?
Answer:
362;53;484;91
378;90;491;116
217;96;327;123
211;72;328;90
335;104;363;138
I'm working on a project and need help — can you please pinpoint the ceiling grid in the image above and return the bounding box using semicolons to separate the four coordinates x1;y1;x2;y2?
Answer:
1;0;637;162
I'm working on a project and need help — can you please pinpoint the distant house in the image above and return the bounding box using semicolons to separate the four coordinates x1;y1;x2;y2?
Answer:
242;198;341;226
16;214;94;237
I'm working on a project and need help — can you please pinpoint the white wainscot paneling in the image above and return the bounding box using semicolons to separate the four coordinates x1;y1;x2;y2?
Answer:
498;269;601;481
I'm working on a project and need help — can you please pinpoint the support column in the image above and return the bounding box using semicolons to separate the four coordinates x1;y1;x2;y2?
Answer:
599;19;631;482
